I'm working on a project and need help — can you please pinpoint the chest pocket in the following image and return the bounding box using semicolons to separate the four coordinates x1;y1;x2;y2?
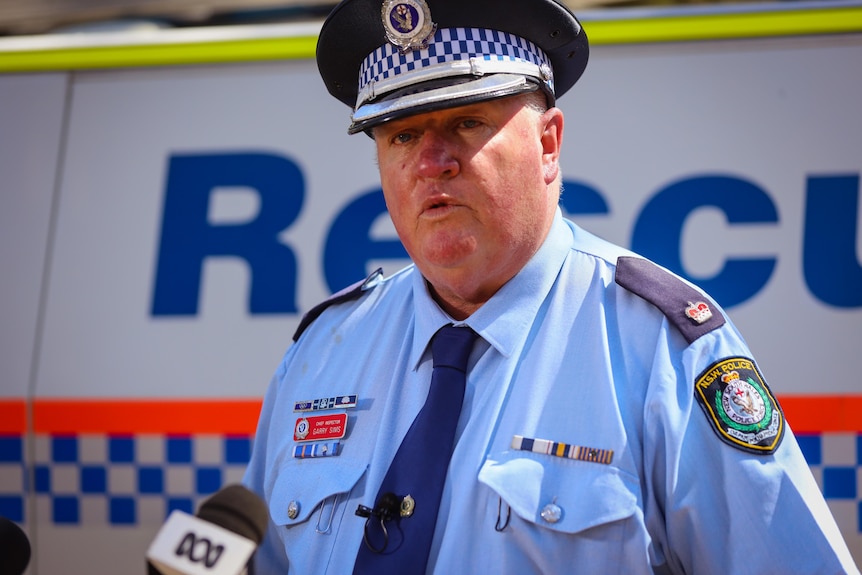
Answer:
268;458;367;529
478;450;639;534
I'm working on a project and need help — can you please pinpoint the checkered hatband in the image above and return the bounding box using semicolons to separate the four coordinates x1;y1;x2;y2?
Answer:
357;27;553;107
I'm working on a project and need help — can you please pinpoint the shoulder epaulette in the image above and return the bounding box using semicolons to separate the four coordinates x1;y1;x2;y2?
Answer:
614;256;725;345
292;268;384;342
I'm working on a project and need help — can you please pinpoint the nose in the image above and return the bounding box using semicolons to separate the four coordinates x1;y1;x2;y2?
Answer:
415;131;460;180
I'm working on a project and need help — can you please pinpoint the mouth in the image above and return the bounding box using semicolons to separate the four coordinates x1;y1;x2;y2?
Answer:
421;199;458;219
421;193;460;216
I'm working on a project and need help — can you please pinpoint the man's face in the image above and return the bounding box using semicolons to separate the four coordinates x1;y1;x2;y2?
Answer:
373;94;563;316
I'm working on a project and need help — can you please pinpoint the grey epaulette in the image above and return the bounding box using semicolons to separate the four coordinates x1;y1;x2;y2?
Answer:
614;256;725;345
292;268;383;342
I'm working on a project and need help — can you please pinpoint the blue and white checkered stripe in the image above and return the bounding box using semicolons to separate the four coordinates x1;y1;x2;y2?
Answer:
0;434;253;526
358;27;552;95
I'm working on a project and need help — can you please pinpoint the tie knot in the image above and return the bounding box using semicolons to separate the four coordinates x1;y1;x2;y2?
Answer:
431;325;479;372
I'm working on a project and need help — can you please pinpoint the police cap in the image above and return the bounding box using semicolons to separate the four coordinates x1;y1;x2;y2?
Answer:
316;0;589;134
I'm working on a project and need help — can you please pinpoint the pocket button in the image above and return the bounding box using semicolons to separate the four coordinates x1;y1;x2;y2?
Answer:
287;500;300;519
540;501;562;524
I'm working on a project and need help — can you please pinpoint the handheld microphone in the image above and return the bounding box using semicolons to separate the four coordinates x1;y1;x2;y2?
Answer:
0;516;31;575
146;484;268;575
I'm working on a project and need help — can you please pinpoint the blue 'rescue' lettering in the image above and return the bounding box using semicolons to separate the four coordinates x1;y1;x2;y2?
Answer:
804;174;862;308
150;157;860;316
151;152;304;315
631;174;779;309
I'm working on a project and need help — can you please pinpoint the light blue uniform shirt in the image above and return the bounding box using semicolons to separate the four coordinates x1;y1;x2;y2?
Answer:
244;211;858;574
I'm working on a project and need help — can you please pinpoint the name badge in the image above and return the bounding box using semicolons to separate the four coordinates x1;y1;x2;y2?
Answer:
294;413;348;443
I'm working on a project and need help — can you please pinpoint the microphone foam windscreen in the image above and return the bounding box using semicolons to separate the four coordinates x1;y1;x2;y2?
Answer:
196;484;269;545
0;517;31;575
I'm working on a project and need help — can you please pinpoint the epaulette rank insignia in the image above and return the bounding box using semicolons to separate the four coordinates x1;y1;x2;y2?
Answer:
693;357;784;454
614;256;725;344
292;268;383;341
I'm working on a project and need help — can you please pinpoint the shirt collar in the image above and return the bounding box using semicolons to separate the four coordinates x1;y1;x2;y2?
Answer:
410;208;573;369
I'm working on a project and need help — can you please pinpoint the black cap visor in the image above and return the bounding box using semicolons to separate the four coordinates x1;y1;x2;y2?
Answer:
350;73;545;135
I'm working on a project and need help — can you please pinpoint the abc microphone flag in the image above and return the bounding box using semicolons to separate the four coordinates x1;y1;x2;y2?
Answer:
147;484;268;575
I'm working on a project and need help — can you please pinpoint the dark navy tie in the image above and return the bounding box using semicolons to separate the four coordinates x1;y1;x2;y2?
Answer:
353;324;479;574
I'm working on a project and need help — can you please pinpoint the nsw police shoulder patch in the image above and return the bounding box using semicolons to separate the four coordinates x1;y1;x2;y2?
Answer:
694;357;784;454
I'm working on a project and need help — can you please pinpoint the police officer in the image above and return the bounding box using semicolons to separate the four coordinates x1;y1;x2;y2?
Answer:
243;0;859;572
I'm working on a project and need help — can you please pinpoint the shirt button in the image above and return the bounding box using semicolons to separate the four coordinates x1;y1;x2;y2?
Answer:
287;500;300;519
540;501;562;524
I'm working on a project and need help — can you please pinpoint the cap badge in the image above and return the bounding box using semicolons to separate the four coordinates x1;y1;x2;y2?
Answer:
381;0;437;52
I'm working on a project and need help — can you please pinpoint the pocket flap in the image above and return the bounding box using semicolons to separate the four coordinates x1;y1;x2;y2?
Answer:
269;459;367;526
478;450;639;534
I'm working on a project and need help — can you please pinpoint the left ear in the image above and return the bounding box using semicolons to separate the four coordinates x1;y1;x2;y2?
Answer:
540;107;564;184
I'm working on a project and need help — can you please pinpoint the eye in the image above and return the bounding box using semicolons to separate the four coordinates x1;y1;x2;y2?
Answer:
391;132;414;145
459;118;482;129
